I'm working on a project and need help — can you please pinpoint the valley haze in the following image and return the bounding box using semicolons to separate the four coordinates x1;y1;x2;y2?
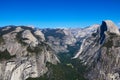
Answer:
0;20;120;80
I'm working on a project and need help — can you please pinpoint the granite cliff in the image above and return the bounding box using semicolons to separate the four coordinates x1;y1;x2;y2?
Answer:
0;26;59;80
74;20;120;80
0;20;120;80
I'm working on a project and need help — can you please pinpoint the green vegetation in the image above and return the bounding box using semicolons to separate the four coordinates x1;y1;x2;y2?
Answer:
103;39;113;48
0;27;15;44
67;42;81;57
43;29;65;39
27;42;51;55
0;36;4;44
26;41;87;80
26;61;87;80
102;32;117;48
26;50;87;80
16;27;36;46
27;44;44;54
0;49;15;60
0;26;16;35
102;32;120;56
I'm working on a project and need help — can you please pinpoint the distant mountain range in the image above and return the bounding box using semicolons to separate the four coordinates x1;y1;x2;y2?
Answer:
0;20;120;80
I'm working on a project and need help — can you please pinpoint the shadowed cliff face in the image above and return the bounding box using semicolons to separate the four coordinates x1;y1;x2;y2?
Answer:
0;20;120;80
100;20;120;44
42;25;99;56
74;20;120;80
100;21;107;44
0;25;99;80
88;33;120;80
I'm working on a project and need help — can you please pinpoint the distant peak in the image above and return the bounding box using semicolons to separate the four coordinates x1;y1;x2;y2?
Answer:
99;20;120;44
101;20;120;35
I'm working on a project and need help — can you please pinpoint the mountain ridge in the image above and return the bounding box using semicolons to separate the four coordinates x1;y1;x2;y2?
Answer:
0;26;59;80
0;20;120;80
74;20;120;80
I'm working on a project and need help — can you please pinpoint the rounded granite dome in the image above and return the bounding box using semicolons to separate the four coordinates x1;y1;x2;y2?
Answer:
101;20;120;35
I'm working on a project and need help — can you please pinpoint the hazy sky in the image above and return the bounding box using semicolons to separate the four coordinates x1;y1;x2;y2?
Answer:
0;0;120;28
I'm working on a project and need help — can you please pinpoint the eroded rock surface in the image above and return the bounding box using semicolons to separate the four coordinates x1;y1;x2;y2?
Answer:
0;26;59;80
74;20;120;80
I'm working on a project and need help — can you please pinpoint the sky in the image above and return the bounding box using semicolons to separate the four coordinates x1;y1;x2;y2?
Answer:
0;0;120;28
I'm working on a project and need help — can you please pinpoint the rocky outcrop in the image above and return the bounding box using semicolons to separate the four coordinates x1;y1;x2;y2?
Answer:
73;24;100;59
34;30;45;41
0;26;59;80
87;34;120;80
22;30;38;47
70;24;99;38
101;20;120;35
99;20;120;44
42;25;99;54
74;20;120;80
42;28;76;53
0;20;120;80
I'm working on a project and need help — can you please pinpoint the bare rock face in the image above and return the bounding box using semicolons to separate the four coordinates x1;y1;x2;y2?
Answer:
34;30;45;41
42;28;77;53
101;20;120;35
22;30;38;47
73;24;100;59
1;20;120;80
74;20;120;80
42;25;99;54
71;24;99;38
0;26;59;80
74;20;120;60
87;34;120;80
